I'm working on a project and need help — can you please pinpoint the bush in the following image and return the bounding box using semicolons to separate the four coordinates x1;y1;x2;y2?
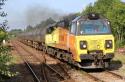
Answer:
0;46;17;81
116;40;125;48
0;29;7;44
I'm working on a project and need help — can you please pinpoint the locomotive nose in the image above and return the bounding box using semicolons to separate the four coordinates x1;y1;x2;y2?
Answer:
88;40;102;50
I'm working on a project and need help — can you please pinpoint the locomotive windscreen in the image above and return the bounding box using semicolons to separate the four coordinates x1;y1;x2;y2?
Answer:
79;19;111;35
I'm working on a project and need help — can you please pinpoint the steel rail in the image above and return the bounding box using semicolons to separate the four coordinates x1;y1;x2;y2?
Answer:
44;63;66;80
58;63;71;79
41;63;48;82
12;42;41;82
83;71;106;82
16;42;49;82
18;41;70;80
105;71;125;80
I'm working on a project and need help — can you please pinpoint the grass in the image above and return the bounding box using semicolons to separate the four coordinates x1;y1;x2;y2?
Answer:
10;54;21;64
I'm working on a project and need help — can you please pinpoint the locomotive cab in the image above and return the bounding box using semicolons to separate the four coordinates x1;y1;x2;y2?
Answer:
69;13;114;68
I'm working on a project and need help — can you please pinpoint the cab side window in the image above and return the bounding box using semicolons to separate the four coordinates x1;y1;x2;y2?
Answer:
71;22;76;34
46;27;54;34
46;28;51;34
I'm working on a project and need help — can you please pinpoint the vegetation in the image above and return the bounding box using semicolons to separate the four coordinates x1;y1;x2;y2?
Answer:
0;0;17;81
114;52;125;64
0;46;17;81
82;0;125;48
0;29;7;43
9;29;23;35
9;29;23;38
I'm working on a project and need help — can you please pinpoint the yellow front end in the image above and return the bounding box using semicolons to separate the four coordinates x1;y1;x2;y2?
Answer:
45;28;59;47
75;34;115;62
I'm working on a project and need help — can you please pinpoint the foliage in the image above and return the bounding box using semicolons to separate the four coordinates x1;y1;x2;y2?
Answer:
9;29;23;38
25;25;33;32
0;29;7;43
82;0;125;48
0;0;17;81
0;0;8;44
0;46;17;81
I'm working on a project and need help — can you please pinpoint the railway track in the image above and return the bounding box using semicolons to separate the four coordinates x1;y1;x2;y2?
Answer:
66;64;125;82
21;42;104;82
86;70;125;82
44;57;71;80
83;72;105;82
12;42;49;82
13;41;71;82
12;40;125;82
70;69;125;82
20;42;71;81
42;52;71;80
105;71;125;80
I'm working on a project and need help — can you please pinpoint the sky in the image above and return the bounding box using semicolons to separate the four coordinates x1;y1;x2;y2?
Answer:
2;0;125;30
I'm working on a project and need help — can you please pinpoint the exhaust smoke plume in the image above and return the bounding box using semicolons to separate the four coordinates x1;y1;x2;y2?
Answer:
26;5;64;26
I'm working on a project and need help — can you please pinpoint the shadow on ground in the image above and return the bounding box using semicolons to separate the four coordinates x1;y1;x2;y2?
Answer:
5;62;68;82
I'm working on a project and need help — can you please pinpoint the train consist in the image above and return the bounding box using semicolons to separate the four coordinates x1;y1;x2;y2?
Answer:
19;13;115;68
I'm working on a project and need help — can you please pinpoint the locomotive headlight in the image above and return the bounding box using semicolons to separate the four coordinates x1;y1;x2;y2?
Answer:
80;41;87;49
105;40;112;49
83;44;87;48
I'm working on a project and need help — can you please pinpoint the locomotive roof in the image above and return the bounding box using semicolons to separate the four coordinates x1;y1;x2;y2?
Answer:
72;16;81;22
72;13;101;22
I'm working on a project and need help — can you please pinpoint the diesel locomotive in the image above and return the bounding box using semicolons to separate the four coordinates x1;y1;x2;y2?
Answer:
20;13;115;68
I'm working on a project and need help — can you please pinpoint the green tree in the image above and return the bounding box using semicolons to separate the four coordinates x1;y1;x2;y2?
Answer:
25;25;33;32
9;29;23;38
0;0;8;44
